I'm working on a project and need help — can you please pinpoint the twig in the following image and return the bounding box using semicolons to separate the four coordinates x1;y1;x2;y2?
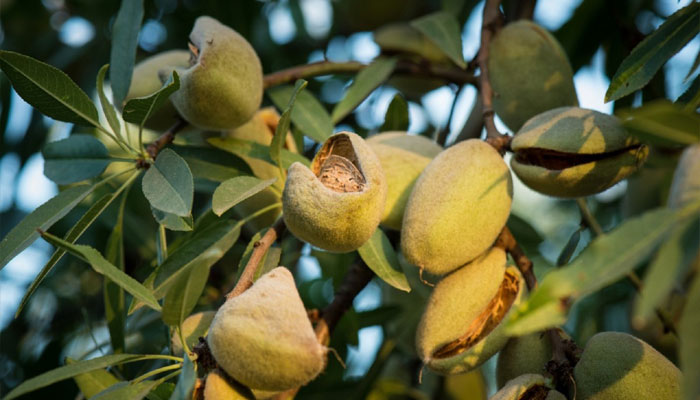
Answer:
145;117;188;161
263;60;479;90
576;198;678;336
436;85;463;146
225;218;287;300
495;227;536;290
454;94;484;144
477;0;505;140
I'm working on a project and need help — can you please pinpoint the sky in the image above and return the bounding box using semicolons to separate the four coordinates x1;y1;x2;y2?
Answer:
0;0;698;384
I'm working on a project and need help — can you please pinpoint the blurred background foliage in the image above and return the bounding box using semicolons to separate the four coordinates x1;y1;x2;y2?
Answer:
0;0;697;398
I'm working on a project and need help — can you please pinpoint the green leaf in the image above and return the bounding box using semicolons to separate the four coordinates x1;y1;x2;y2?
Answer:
122;71;180;127
92;380;158;400
212;176;277;217
379;93;409;132
605;2;700;102
152;208;194;232
168;355;195;400
268;84;332;143
167;144;252;183
271;79;308;173
0;50;100;126
146;383;175;400
153;219;241;298
207;137;310;168
162;262;209;327
105;187;131;354
96;64;122;140
143;149;194;217
109;0;144;106
677;74;700;109
255;247;282;281
331;58;398;124
618;100;700;147
0;184;93;270
357;229;410;292
67;358;121;399
633;219;699;328
506;204;700;336
3;354;169;400
556;228;582;267
236;228;265;284
42;134;111;184
680;274;700;400
411;12;466;68
40;232;161;311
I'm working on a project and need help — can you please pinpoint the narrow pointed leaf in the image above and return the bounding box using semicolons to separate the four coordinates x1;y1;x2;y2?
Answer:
3;354;170;400
212;176;276;216
143;149;194;217
680;274;700;400
605;2;700;102
411;12;466;68
0;50;100;126
358;229;410;292
40;231;161;311
618;100;700;146
556;228;582;267
92;380;158;400
168;356;195;400
105;187;132;354
152;208;194;232
0;184;93;270
109;0;144;106
207;137;310;168
270;79;307;172
67;358;121;399
162;262;209;327
168;144;252;183
42;134;111;184
268;84;332;143
331;58;397;123
380;93;409;132
122;71;180;127
97;64;122;139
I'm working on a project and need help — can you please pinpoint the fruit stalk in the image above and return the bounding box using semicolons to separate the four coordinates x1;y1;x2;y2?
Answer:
144;117;189;161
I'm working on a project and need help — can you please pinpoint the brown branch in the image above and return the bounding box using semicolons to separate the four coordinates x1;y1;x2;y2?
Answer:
225;218;287;300
495;227;536;290
263;60;478;90
478;0;505;140
145;117;188;161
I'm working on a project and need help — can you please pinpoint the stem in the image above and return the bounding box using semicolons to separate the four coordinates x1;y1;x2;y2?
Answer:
263;60;478;90
96;124;140;155
576;198;604;236
145;118;189;161
495;227;536;290
436;85;463;146
178;325;192;360
157;224;168;265
131;363;182;384
225;217;287;300
478;0;505;141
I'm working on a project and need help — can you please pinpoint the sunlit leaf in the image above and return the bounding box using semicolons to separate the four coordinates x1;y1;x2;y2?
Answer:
618;100;700;147
268;83;332;143
331;58;397;123
207;137;310;169
212;176;276;216
122;71;180;127
270;79;307;173
358;228;410;292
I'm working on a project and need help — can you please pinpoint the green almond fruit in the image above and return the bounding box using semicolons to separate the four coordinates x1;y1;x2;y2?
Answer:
283;132;387;253
489;20;578;132
401;139;512;275
124;49;191;130
208;267;326;391
573;331;681;400
496;332;551;388
225;107;298;232
170;16;263;130
490;374;566;400
416;248;526;374
510;107;649;198
367;132;442;230
668;143;700;209
204;369;255;400
170;310;216;356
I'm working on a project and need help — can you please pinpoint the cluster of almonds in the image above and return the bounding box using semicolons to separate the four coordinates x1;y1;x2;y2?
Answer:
128;14;683;400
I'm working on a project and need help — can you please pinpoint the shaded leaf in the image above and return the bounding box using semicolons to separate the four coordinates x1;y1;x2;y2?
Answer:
40;232;161;311
167;144;252;183
109;0;144;106
153;219;241;298
168;355;195;400
556;228;582;267
411;12;466;68
618;100;700;147
0;184;93;270
162;262;209;327
379;93;409;132
634;219;699;327
506;203;700;336
207;137;310;168
92;380;158;400
605;3;700;102
68;357;121;399
507;214;544;254
147;383;175;400
270;79;307;173
677;74;700;109
105;187;131;355
212;176;277;216
42;134;111;184
358;229;410;292
0;50;100;126
96;64;122;139
268;84;332;143
680;274;700;400
3;354;168;400
255;247;282;281
122;71;180;127
331;58;398;124
152;208;194;232
143;149;194;217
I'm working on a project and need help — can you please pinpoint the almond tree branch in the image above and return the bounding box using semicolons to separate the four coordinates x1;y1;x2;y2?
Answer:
478;0;506;141
144;117;189;162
